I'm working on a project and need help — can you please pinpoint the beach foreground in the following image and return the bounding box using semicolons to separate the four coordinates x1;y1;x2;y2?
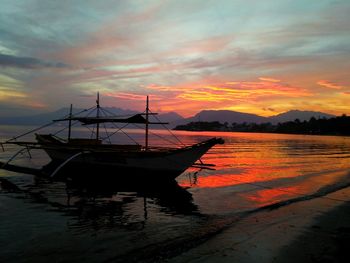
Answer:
169;187;350;263
1;130;350;262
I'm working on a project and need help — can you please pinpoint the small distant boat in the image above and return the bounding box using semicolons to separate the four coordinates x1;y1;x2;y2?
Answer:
1;94;224;181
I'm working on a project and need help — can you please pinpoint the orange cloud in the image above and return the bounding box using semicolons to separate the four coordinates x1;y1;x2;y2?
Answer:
25;101;47;109
138;78;314;116
0;88;27;99
104;92;163;101
0;88;47;109
150;79;312;101
259;77;281;82
317;80;346;89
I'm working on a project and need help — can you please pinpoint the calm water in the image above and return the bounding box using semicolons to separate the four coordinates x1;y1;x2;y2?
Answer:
1;125;350;262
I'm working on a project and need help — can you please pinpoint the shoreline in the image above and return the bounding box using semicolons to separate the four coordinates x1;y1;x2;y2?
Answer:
275;201;350;263
173;128;350;137
168;187;350;263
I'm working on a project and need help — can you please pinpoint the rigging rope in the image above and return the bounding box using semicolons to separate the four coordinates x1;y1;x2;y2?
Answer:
53;120;79;138
4;105;97;143
132;123;181;147
99;107;139;145
149;109;186;147
6;122;57;143
99;108;112;144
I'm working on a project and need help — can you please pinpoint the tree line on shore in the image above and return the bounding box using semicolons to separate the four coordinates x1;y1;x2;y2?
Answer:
173;115;350;136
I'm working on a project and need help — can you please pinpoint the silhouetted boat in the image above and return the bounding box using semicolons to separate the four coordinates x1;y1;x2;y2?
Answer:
1;94;224;181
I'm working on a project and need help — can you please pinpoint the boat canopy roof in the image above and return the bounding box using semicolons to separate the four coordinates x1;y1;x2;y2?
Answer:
54;113;168;125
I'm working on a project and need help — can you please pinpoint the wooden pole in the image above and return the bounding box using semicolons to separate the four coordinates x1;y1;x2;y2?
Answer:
96;92;100;141
68;104;72;141
145;95;149;150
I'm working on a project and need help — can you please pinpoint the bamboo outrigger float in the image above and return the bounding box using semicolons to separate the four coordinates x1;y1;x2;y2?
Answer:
0;94;224;181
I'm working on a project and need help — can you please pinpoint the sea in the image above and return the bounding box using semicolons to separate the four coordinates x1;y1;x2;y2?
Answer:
1;125;350;262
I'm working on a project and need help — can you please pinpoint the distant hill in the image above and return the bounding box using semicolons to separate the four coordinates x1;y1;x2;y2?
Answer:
172;110;268;128
174;115;350;136
0;107;184;126
147;111;184;129
172;109;336;127
0;107;334;127
0;108;73;125
269;110;335;124
150;112;184;123
0;105;45;118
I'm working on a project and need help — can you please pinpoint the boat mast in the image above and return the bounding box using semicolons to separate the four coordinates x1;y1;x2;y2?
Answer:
145;95;149;151
68;104;73;141
96;92;100;141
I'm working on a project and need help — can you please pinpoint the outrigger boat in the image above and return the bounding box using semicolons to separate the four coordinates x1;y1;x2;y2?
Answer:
0;94;224;181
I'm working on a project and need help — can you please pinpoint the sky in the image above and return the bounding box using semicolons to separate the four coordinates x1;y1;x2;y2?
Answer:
0;0;349;117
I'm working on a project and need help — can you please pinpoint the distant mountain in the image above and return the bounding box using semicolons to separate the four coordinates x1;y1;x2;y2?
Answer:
269;110;335;124
173;110;268;127
0;108;73;125
0;105;45;118
195;110;268;123
0;107;184;126
171;109;336;128
150;112;184;123
0;106;334;127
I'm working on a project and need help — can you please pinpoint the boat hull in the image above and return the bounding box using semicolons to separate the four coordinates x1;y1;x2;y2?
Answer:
38;138;224;180
43;161;183;182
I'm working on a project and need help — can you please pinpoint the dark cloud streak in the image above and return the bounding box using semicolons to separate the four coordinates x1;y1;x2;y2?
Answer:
0;53;69;69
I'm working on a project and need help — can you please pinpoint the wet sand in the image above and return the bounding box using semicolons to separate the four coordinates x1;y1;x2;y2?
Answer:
276;201;350;263
169;187;350;263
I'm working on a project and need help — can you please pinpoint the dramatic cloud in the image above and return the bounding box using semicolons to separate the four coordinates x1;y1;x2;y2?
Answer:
143;78;313;116
0;0;349;116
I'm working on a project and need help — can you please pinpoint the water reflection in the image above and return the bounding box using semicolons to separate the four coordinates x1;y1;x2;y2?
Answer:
2;130;350;262
27;175;198;230
176;132;350;211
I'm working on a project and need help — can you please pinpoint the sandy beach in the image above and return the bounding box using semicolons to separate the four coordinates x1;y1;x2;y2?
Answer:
168;187;350;263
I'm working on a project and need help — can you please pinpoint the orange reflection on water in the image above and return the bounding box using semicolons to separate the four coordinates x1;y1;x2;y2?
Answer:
178;166;298;188
205;155;293;170
246;186;300;206
176;131;350;209
241;169;348;206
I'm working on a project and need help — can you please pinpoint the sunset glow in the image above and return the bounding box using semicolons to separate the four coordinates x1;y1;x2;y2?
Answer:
0;1;349;116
